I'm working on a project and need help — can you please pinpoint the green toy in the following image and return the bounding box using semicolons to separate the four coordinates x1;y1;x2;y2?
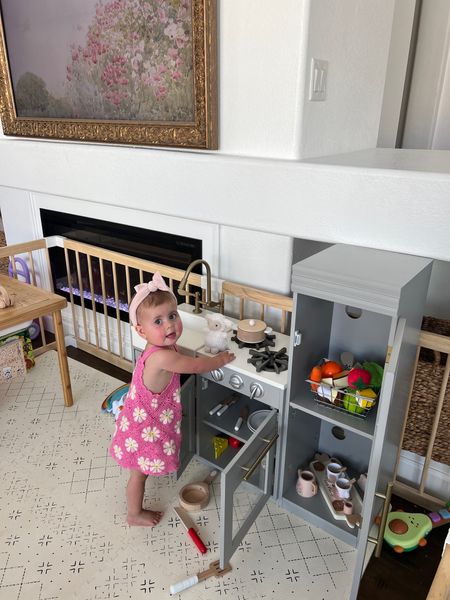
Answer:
378;503;450;553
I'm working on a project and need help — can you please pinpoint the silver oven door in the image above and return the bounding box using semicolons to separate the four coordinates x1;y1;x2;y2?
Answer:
220;409;278;568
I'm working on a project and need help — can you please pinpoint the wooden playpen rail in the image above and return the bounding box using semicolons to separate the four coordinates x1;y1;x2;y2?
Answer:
394;329;450;509
221;281;293;334
0;239;54;356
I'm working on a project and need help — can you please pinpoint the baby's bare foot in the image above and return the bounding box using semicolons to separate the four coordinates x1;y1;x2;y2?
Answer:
127;509;163;527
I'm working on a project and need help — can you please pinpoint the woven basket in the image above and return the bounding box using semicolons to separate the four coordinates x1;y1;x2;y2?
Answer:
402;316;450;466
0;338;26;382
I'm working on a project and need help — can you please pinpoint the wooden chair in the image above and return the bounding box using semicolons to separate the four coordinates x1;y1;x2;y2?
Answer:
0;239;54;355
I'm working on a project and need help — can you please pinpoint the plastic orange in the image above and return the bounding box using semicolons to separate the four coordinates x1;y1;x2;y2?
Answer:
320;360;342;378
309;366;322;391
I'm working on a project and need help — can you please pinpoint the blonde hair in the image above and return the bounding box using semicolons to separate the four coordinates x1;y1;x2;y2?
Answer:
134;290;176;324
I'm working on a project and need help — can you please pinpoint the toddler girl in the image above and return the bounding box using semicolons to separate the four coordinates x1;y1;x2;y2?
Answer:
109;272;235;527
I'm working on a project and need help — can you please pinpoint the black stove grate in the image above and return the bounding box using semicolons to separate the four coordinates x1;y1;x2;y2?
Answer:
230;332;276;350
247;347;289;373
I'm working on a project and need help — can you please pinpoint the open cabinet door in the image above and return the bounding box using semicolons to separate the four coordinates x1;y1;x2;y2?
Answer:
177;374;196;478
219;409;278;568
350;317;407;600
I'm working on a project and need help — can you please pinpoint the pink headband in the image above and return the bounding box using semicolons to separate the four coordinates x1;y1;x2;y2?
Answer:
129;272;176;326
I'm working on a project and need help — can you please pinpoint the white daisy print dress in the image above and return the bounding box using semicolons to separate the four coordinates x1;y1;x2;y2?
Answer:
109;345;182;475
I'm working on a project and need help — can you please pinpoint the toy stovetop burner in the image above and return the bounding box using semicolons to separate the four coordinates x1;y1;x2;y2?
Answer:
247;347;289;373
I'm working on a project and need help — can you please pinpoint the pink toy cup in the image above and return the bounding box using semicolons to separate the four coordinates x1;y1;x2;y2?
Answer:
296;469;318;498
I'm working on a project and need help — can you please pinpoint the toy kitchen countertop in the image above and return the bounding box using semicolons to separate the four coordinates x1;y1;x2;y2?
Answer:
131;303;290;391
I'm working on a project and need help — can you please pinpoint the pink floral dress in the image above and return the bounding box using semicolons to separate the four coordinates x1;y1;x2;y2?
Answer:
109;345;181;475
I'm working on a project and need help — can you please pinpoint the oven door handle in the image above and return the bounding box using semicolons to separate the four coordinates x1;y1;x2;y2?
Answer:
240;432;279;482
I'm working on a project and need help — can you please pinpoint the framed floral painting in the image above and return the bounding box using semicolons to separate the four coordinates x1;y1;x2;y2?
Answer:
0;0;217;149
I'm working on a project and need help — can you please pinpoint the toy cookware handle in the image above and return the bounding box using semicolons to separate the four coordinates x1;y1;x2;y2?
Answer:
187;528;207;554
170;574;199;594
209;403;222;415
217;404;230;416
234;417;243;431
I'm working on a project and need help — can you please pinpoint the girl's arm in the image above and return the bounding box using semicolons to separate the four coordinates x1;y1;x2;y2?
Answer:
152;348;235;375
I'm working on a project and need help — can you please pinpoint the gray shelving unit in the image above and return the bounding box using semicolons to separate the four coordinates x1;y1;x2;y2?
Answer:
278;243;432;600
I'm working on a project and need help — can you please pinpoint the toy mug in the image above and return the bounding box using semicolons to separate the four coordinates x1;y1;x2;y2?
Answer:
326;462;345;483
296;469;318;498
343;500;353;515
335;476;352;499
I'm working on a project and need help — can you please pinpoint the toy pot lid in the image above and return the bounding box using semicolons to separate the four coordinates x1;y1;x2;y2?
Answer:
236;319;268;343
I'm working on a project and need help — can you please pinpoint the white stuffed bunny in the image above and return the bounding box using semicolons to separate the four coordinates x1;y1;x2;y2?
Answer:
204;313;233;354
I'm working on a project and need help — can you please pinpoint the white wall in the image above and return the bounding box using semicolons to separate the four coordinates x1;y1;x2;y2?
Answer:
377;0;417;148
301;0;395;158
402;0;450;149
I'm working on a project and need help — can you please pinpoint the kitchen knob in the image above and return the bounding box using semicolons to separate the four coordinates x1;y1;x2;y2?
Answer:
211;369;224;382
249;383;264;400
229;375;243;389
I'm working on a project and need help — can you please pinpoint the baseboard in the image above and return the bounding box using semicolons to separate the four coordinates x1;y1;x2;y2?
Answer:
397;449;450;500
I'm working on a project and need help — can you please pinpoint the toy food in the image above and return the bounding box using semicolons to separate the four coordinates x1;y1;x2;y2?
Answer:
362;361;384;391
308;358;383;416
343;389;363;414
332;371;349;389
320;360;342;378
309;365;322;391
228;436;242;449
213;435;228;459
347;367;371;389
358;388;377;408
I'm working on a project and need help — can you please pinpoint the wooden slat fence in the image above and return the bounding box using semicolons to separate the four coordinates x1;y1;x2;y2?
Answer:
394;329;450;509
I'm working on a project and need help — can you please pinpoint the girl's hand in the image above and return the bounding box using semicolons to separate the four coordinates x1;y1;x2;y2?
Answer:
212;351;236;369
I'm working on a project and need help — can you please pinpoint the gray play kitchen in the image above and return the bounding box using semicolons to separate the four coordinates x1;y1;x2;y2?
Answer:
131;243;432;600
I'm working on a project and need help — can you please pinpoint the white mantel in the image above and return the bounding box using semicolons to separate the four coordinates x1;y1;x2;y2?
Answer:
1;142;450;262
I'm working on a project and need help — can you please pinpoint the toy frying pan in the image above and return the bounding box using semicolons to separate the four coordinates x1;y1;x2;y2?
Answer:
179;470;218;512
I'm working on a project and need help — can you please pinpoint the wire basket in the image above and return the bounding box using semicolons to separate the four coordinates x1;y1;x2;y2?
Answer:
306;379;377;419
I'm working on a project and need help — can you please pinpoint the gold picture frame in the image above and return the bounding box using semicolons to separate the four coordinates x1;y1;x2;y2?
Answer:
0;0;217;149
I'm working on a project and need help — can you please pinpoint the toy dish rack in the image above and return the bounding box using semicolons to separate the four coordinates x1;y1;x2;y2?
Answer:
306;379;378;419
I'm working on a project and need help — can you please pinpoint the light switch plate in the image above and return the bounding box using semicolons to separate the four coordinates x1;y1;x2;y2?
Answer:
309;58;328;101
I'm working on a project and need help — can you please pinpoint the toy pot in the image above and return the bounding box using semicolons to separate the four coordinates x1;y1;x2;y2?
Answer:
296;469;318;498
236;319;271;344
179;470;218;512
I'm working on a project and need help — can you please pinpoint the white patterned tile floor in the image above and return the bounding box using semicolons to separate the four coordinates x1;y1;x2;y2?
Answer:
0;352;356;599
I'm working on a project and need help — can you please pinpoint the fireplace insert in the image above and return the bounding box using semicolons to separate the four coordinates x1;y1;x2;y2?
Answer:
41;209;202;322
